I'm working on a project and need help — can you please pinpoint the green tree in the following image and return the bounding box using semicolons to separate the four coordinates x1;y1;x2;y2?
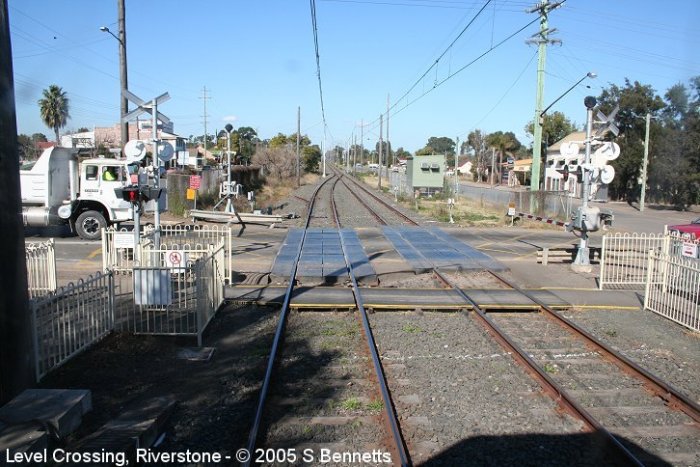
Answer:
466;130;488;182
38;85;70;145
31;133;48;143
303;145;322;173
597;78;665;201
417;136;456;164
525;111;578;149
486;131;521;183
647;81;700;209
394;147;410;161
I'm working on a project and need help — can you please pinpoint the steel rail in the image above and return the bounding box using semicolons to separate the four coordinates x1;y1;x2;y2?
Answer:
430;269;644;466
487;270;700;425
329;182;411;467
338;169;418;226
339;177;388;226
243;174;335;466
332;165;640;464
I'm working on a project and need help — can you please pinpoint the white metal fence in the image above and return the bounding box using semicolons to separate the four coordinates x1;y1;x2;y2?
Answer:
30;228;229;381
31;272;114;381
103;225;232;283
112;239;226;346
600;232;699;289
599;233;668;289
644;250;700;332
25;239;57;299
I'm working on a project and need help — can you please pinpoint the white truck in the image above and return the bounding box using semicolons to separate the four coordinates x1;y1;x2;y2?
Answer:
21;147;134;240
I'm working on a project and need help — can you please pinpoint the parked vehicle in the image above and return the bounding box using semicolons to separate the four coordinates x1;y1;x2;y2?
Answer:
368;163;379;169
668;218;700;240
21;147;135;240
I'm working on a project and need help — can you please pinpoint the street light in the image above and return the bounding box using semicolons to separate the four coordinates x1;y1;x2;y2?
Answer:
100;18;129;146
222;123;234;213
540;72;597;122
537;72;596;189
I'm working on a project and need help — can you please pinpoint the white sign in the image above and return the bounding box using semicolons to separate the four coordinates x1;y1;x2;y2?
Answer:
165;249;188;271
114;232;135;249
681;242;698;259
507;203;516;217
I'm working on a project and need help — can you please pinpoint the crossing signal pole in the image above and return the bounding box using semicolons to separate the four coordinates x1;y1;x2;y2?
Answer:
527;0;563;196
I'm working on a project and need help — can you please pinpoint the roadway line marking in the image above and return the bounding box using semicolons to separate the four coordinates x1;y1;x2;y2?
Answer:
87;247;102;259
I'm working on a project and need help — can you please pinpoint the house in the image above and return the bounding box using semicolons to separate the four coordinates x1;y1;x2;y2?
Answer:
456;160;472;177
61;123;188;167
544;131;608;200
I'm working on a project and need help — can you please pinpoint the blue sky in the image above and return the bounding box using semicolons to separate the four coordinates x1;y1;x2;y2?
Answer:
9;0;700;153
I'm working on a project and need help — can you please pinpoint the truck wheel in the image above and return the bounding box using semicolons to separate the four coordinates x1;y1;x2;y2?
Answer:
75;210;106;240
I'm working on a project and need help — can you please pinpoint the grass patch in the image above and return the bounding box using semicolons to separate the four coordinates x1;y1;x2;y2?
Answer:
320;321;358;338
543;362;558;374
402;323;423;334
342;397;362;410
366;399;383;412
604;329;618;337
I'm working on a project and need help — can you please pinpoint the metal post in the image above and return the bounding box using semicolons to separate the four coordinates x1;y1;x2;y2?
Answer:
529;0;552;194
225;126;233;213
133;201;140;263
360;119;364;166
117;0;128;145
454;136;459;197
151;99;160;249
378;114;383;190
574;101;594;267
296;107;301;186
353;134;357;175
490;147;496;186
386;93;391;167
640;112;651;212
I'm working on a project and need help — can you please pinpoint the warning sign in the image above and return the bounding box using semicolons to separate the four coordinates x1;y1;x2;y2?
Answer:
165;250;188;271
189;175;202;190
186;188;196;200
682;242;698;259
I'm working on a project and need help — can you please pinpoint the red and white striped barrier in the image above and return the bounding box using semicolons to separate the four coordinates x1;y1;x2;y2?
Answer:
516;212;568;228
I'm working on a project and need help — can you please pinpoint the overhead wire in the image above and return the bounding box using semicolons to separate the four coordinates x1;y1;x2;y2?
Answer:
309;0;328;142
379;0;494;128
368;14;539;135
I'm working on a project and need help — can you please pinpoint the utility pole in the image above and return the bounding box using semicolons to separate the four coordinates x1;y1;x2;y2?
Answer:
527;0;562;195
454;136;459;197
353;134;357;175
151;99;161;249
386;94;391;167
0;0;33;404
200;86;210;162
490;147;496;186
640;112;651;212
378;114;383;190
117;0;128;145
296;107;301;187
360;119;364;167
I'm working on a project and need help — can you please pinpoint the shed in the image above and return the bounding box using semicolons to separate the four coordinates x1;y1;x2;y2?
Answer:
407;154;445;195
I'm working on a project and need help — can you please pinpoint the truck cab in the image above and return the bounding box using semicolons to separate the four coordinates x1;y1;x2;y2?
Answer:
73;159;133;239
21;148;135;240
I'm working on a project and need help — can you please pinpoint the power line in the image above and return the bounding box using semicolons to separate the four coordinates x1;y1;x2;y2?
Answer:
368;15;539;134
309;0;327;135
382;0;493;124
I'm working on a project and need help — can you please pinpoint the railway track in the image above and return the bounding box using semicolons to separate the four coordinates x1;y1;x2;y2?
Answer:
245;174;409;466
248;170;699;465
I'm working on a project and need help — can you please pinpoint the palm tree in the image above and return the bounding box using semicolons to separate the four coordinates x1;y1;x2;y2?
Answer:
38;85;70;146
486;131;521;183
